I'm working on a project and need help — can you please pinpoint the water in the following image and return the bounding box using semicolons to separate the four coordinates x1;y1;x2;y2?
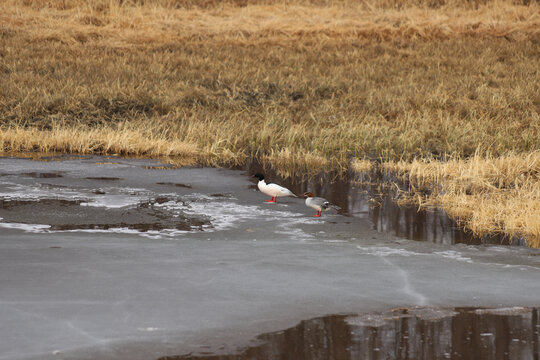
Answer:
164;307;540;360
240;160;520;246
0;154;538;360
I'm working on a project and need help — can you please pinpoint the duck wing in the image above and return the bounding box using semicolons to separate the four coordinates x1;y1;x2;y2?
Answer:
312;196;331;210
266;183;297;197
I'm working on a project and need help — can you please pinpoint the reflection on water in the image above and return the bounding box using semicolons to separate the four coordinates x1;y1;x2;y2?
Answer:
241;161;522;246
161;307;539;360
349;171;523;246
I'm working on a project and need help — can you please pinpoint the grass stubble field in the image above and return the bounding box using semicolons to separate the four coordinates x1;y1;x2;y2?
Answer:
0;0;539;246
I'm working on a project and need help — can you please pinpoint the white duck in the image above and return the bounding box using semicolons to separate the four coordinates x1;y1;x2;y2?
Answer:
251;173;297;203
303;192;337;217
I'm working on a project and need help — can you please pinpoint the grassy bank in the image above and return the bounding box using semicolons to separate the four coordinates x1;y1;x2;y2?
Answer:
1;0;539;162
1;0;539;244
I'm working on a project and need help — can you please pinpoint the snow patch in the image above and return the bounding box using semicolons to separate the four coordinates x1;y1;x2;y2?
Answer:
0;222;51;232
433;250;473;263
356;246;422;257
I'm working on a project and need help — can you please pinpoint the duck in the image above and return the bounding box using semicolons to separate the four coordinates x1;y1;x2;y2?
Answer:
303;192;337;217
251;173;297;203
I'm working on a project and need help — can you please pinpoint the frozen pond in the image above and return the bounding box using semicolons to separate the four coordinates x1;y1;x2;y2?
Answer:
0;155;539;359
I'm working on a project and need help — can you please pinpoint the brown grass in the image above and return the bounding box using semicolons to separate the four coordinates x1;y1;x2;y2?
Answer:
4;0;539;46
1;0;539;165
0;123;199;157
351;159;374;173
262;148;330;178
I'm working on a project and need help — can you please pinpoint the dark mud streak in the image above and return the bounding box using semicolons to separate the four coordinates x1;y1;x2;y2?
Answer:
145;165;177;170
0;199;83;209
156;182;193;188
161;307;540;360
21;172;64;178
210;193;230;198
85;176;122;181
40;183;69;188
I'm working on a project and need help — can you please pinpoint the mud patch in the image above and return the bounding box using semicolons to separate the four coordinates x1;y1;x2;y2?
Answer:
21;172;64;178
164;307;540;360
0;198;83;209
0;197;210;233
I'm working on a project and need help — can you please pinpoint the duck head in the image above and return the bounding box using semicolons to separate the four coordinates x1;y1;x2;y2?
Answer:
251;173;265;181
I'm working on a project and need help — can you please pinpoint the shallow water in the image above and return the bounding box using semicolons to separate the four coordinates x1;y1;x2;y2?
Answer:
240;160;520;246
164;307;540;360
0;154;538;360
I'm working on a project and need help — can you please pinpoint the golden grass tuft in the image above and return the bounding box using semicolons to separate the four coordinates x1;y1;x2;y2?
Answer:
261;148;329;178
383;152;540;247
0;124;200;158
351;159;374;173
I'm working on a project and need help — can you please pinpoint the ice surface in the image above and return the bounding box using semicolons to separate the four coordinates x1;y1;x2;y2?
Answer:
0;155;539;360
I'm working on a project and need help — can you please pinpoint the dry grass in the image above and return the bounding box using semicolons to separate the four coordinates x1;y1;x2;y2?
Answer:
384;153;540;247
262;148;330;178
4;0;539;46
1;0;539;168
351;159;375;173
0;122;199;157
